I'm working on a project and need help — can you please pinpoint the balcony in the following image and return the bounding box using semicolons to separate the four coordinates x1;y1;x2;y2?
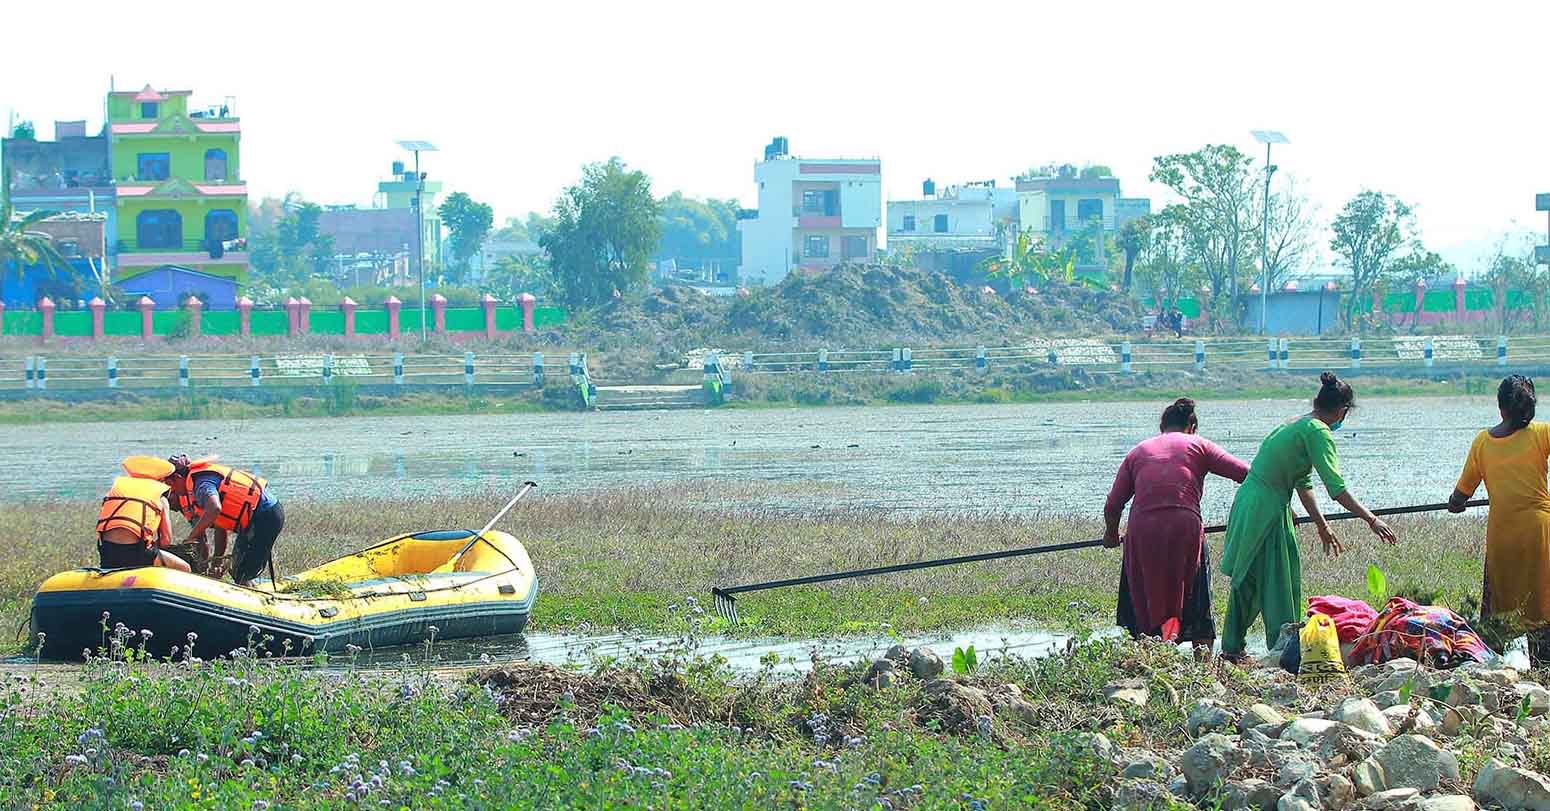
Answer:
116;238;248;265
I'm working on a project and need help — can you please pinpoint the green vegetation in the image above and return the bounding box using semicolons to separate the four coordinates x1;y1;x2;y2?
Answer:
542;157;662;308
0;389;550;425
0;488;1493;656
439;191;495;277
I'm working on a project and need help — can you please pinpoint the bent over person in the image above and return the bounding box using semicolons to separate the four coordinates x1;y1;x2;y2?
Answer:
98;456;192;572
1104;398;1249;656
166;454;285;588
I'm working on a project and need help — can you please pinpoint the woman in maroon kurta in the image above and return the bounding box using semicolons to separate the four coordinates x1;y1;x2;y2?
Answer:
1104;398;1250;654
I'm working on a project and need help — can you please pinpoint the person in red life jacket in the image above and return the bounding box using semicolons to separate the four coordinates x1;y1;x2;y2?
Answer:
100;457;193;572
165;454;285;587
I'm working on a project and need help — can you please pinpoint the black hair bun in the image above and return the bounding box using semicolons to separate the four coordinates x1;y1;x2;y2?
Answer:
1320;371;1339;387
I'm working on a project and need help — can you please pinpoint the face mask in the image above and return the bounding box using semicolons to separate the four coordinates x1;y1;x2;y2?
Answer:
1326;409;1348;432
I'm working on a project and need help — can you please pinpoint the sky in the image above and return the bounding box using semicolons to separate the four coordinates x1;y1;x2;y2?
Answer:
4;1;1548;275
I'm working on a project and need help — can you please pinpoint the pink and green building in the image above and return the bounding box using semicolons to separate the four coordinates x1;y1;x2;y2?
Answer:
107;86;248;299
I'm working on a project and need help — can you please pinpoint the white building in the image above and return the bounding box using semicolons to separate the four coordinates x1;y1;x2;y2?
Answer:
736;137;882;286
887;180;1018;251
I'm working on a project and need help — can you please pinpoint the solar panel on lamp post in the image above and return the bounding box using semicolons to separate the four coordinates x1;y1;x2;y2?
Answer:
396;140;438;341
1251;130;1289;336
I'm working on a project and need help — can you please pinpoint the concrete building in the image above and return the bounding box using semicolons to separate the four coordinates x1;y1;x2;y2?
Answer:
0;211;109;308
736;137;881;286
1015;165;1150;276
118;264;239;310
887;180;1017;251
2;120;117;246
374;163;443;268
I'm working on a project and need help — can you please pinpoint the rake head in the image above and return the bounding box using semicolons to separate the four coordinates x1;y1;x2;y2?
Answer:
711;588;739;624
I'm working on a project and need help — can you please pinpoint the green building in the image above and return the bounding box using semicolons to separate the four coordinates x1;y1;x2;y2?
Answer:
107;85;248;288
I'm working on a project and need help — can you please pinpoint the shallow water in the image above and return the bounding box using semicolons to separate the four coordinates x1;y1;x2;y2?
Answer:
1;395;1496;517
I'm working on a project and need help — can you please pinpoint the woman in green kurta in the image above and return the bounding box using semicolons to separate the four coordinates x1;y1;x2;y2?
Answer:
1220;372;1398;660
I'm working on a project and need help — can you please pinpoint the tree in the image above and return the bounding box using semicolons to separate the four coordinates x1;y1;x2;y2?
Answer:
10;121;35;140
1133;206;1200;315
980;229;1076;289
439;192;495;274
1329;191;1419;331
1388;249;1454;330
655;192;740;265
488;253;556;300
0;169;69;294
1080;164;1114;180
1116;217;1150;291
539;157;660;308
1255;175;1318;291
1150;145;1259;315
1484;231;1548;333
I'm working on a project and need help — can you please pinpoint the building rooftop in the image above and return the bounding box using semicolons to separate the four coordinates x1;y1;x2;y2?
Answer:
1014;176;1121;194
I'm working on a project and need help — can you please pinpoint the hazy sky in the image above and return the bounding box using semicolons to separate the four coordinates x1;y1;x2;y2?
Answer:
5;1;1548;273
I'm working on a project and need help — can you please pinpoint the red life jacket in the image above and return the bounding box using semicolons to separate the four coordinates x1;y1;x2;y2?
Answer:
175;461;267;532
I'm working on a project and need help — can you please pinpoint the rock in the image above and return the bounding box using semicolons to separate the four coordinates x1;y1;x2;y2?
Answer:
1319;773;1355;811
882;644;909;665
1443;679;1483;708
1362;788;1420;810
1419;797;1475;811
1318;724;1382;764
1373;691;1405;709
1189;700;1239;737
908;648;944;680
1278;795;1318;811
1121;750;1177;783
1334;698;1393;737
1282;718;1339;747
1104;678;1151;708
1515;683;1550;717
1181;734;1245;796
1224;778;1283;811
1460;664;1521;687
1367;734;1456;792
1113;779;1175;811
1244;703;1289;732
1068;731;1116;766
1523;716;1550;738
1370;660;1429;694
1441;705;1489;737
1353;759;1385;797
866;659;897;689
1473;758;1550;811
920;679;994;735
1168;776;1189;798
1277;758;1318;788
1269;683;1301;706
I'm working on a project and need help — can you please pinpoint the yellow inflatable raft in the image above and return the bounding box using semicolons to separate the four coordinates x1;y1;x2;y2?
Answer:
31;529;537;660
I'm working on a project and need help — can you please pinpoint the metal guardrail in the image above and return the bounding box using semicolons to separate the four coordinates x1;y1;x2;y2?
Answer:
735;335;1543;377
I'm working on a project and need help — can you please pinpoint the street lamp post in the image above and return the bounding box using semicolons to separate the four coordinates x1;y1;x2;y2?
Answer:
1251;130;1289;336
396;140;438;341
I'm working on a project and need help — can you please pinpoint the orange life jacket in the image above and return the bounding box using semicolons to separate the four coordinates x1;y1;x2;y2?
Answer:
176;461;267;532
97;476;170;547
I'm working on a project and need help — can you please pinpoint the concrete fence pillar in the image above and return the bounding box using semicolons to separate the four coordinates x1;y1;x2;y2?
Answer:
743;351;754;371
393;352;405;385
35;356;46;390
891;348;903;373
137;296;155;341
25;356;36;389
464;351;475;385
1454;278;1467;322
1351;337;1362;369
1194;340;1206;371
1047;345;1058;365
430;294;448;334
250;355;261;386
902;347;912;373
323;353;333;384
1267;338;1278;370
1121;341;1133;374
532;352;544;387
39;297;55;342
818;348;829;373
237;296;253;337
341;297;358;338
975;346;987;374
89;297;106;340
1278;338;1289;370
0;301;6;334
1499;335;1509;367
285;297;300;337
385;296;402;341
517;292;537;335
107;356;118;388
1413;280;1427;318
1424;336;1435;368
298;297;312;335
179;355;190;388
185;296;202;338
481;294;498;340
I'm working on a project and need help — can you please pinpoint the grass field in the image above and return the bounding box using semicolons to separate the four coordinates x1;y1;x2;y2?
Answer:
0;486;1491;655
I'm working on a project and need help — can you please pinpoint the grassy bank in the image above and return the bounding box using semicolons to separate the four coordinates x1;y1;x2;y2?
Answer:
0;488;1490;655
0;388;556;425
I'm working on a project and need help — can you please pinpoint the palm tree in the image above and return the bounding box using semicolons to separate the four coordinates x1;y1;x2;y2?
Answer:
0;169;69;301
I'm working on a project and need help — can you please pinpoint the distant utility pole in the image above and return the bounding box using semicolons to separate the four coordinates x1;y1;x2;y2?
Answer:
1538;193;1550;268
1251;130;1289;335
396;140;438;341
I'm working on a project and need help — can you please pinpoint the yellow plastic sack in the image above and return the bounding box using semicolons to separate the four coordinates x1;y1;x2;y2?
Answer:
1298;612;1348;685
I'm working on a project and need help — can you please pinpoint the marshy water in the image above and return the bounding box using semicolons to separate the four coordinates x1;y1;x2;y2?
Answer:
4;395;1495;517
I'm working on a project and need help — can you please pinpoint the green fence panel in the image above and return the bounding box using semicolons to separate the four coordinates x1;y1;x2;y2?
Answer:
2;311;42;336
153;311;189;335
1178;298;1201;319
444;307;484;332
1382;292;1411;312
1422;289;1454;313
355;309;388;334
203;311;240;335
250;310;289;336
311;311;345;335
103;311;140;336
400;307;430;335
54;311;91;337
1465;288;1496;312
533;306;566;328
495;307;519;330
1506;290;1531;311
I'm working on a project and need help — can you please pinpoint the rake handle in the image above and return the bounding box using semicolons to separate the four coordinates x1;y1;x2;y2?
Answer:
713;500;1487;599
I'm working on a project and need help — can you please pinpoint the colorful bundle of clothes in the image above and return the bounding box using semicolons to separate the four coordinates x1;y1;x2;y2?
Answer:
1307;595;1379;643
1348;596;1494;668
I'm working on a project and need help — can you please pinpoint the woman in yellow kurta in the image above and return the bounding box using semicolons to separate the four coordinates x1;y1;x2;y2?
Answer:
1450;374;1550;660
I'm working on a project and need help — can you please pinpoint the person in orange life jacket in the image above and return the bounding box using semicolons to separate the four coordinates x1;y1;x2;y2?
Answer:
166;454;285;587
100;457;193;572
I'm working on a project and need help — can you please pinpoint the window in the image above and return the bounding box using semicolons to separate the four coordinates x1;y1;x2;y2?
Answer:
901;215;916;232
204;148;228;181
933;214;949;233
803;235;830;258
1049;199;1066;234
1077;198;1104;222
136;210;182;249
842;236;868;260
801;189;838;215
137;153;170;181
140;102;159;119
57;240;80;258
205;209;238;244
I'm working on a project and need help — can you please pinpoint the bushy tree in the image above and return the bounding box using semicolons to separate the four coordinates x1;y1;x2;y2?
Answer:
439;192;495;276
539;158;660;308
